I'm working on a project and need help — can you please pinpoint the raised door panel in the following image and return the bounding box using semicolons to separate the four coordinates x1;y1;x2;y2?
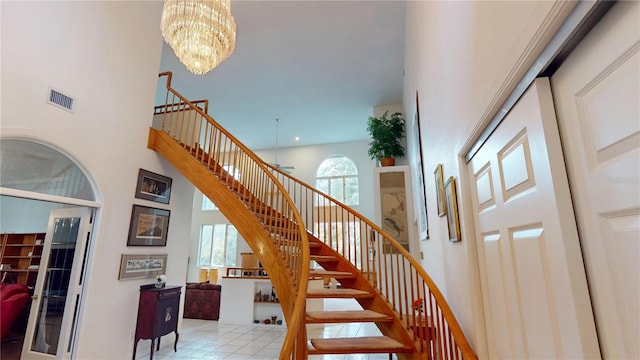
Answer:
468;78;598;359
551;2;640;357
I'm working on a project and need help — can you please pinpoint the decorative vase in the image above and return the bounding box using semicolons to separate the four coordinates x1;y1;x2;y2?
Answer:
380;157;395;167
155;275;167;288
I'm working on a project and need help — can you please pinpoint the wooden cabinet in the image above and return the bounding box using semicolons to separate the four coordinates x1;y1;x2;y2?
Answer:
0;232;45;286
132;285;182;360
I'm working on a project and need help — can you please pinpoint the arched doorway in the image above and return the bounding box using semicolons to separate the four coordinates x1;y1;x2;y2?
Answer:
0;139;100;359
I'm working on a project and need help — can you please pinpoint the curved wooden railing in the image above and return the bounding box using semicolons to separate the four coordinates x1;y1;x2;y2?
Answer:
154;72;309;359
267;166;478;360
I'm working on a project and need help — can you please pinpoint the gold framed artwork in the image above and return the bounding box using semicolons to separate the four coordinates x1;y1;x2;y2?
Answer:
118;254;167;280
434;163;446;217
444;176;461;242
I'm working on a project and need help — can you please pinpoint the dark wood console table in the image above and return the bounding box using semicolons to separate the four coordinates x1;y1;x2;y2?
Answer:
132;284;182;360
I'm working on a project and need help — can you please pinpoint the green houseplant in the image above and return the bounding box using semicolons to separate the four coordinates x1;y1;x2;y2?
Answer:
367;111;406;166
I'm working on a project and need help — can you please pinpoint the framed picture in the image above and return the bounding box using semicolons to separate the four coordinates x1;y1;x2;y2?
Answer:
127;205;170;246
135;169;172;204
410;91;429;240
379;171;410;252
118;254;167;280
445;176;461;242
434;164;446;217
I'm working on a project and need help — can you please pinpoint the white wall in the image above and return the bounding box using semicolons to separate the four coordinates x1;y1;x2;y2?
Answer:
0;1;577;358
402;1;575;357
1;2;194;359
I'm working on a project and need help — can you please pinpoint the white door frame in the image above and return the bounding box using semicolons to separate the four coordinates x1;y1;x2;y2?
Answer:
1;190;100;360
20;207;94;360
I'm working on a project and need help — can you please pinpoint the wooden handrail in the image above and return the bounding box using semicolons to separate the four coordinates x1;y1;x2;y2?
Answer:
153;100;208;114
154;72;309;359
266;164;478;359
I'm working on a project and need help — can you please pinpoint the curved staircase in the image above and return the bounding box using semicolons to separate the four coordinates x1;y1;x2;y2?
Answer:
149;72;477;360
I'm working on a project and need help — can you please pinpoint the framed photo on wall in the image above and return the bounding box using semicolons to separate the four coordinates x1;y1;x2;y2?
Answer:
118;254;167;280
135;168;172;204
379;171;410;252
127;205;170;246
434;163;446;217
410;91;429;240
445;176;461;242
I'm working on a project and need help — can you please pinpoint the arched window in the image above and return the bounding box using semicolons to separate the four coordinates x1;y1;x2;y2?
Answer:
0;139;94;200
315;155;359;205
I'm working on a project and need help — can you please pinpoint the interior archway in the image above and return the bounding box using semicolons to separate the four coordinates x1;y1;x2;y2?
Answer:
0;138;100;358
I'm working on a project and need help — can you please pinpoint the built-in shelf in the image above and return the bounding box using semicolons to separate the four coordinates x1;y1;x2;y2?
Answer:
0;232;46;286
219;276;324;327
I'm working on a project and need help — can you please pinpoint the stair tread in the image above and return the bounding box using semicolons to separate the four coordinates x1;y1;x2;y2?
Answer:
309;269;354;278
307;288;374;298
310;255;338;261
307;310;391;322
309;336;412;354
272;238;321;248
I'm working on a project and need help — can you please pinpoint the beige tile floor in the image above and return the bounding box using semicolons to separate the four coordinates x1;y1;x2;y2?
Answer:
134;319;395;360
135;298;396;360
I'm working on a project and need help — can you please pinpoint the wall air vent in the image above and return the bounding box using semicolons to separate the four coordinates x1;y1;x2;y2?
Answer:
47;87;75;112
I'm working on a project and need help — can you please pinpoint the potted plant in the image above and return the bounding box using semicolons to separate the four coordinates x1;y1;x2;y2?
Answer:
366;111;406;166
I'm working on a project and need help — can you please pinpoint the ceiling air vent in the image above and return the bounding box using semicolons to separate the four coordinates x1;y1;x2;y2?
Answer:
47;87;75;112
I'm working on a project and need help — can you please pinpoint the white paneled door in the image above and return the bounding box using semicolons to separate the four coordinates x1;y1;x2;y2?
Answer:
468;78;599;359
551;1;640;358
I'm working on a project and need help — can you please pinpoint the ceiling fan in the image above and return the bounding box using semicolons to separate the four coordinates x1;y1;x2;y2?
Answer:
270;118;295;173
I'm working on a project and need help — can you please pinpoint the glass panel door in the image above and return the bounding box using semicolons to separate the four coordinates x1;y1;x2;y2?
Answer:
22;207;92;360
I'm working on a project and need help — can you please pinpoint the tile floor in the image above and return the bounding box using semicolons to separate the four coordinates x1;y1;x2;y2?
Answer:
135;298;396;359
135;319;395;360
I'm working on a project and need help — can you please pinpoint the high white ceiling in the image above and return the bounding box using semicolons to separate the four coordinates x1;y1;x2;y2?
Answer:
157;1;406;151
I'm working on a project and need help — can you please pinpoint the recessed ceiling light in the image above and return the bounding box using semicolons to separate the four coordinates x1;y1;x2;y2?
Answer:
295;136;300;141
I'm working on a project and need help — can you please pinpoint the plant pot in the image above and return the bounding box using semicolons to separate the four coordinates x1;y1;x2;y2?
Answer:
380;157;395;167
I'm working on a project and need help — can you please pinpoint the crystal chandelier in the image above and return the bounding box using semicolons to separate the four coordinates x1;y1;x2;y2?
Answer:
161;0;237;75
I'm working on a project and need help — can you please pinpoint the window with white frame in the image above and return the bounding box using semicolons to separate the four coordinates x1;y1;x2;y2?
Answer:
199;224;238;267
315;155;359;205
202;195;218;211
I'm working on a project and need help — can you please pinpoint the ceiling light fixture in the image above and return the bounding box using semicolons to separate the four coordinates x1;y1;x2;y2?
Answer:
160;0;237;75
